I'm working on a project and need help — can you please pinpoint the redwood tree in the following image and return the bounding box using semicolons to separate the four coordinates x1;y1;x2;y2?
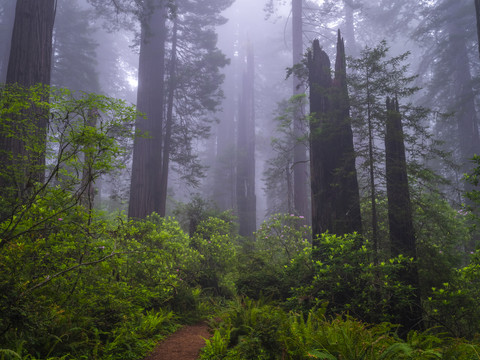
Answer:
236;41;256;237
385;96;422;331
128;2;167;218
308;33;361;244
0;0;56;204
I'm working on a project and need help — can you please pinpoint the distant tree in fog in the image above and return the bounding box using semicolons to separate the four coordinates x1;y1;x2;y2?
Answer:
88;0;233;218
236;41;256;237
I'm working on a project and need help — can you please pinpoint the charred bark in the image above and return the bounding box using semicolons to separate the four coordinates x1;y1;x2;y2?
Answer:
385;96;422;332
308;33;362;246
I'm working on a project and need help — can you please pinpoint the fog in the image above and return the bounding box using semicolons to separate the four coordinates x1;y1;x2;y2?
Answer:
1;0;479;234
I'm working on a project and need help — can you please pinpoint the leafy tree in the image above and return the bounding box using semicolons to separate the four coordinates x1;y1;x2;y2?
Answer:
88;0;233;218
348;41;438;256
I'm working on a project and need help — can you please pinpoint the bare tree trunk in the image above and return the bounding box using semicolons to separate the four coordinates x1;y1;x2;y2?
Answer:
308;39;331;246
236;41;256;237
308;34;362;245
159;16;178;217
0;0;56;206
128;3;167;219
385;96;422;332
475;0;480;58
292;0;309;221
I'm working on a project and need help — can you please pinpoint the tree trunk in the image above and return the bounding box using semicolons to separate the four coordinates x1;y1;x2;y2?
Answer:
128;2;167;219
308;39;331;246
332;31;362;237
308;34;362;245
385;96;422;332
236;41;256;237
159;16;178;217
292;0;309;221
6;0;55;87
0;0;56;204
0;1;16;83
475;0;480;58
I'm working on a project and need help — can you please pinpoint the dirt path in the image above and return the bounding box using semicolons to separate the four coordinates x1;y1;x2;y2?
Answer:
143;322;211;360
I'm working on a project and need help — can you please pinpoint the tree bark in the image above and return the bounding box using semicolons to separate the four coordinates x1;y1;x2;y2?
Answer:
308;34;362;245
128;2;167;219
385;96;422;332
292;0;309;221
236;41;256;237
475;0;480;58
0;0;56;203
158;16;178;217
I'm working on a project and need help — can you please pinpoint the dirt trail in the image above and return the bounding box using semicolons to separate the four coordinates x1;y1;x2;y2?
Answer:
143;322;211;360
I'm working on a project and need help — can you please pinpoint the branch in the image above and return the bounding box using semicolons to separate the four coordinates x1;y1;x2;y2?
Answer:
21;251;126;297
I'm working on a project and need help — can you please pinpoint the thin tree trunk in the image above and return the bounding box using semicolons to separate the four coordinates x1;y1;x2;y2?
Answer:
159;16;178;217
128;3;167;219
292;0;309;221
236;40;256;237
475;0;480;58
366;73;379;261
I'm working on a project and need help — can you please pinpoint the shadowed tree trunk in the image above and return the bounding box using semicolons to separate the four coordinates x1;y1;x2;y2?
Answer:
308;33;362;246
0;0;56;207
236;41;256;237
159;16;178;217
128;3;167;219
385;96;422;332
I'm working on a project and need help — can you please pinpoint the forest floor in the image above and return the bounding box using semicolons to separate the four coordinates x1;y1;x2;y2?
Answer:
143;321;211;360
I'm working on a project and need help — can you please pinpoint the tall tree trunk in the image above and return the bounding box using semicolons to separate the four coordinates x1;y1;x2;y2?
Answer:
292;0;309;221
450;25;480;175
308;39;331;246
385;96;422;332
332;31;362;237
0;1;16;83
475;0;480;58
308;34;362;245
0;0;56;206
128;2;167;219
6;0;56;87
343;0;358;56
159;16;178;217
236;41;256;237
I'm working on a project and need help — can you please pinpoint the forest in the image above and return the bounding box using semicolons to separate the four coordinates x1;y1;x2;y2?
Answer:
2;0;480;359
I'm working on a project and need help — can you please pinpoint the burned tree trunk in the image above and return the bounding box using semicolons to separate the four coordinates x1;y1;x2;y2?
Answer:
385;96;422;331
308;33;362;245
